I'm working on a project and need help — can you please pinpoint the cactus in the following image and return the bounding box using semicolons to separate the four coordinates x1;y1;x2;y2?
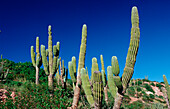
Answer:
0;62;9;82
31;37;42;85
81;68;103;109
91;57;99;86
122;6;140;93
71;24;87;109
68;56;77;90
100;55;108;104
111;6;140;109
163;75;170;107
41;25;60;91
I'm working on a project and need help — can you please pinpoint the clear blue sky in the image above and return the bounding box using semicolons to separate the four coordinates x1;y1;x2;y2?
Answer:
0;0;170;83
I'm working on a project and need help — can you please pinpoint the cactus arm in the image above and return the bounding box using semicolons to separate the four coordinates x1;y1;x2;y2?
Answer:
81;68;95;106
107;66;117;98
100;55;106;87
41;45;49;75
91;57;99;85
31;46;36;67
72;56;77;77
122;6;140;93
68;61;76;83
111;56;120;76
48;25;53;76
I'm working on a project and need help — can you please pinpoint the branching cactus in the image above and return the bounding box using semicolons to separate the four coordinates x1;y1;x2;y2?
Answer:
81;68;103;109
71;24;87;109
106;6;140;109
31;37;42;85
100;55;108;104
163;75;170;108
41;25;60;91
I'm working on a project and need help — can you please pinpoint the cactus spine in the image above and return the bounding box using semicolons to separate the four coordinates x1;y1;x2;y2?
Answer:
81;68;103;109
112;6;140;109
72;24;87;109
31;37;42;85
41;25;60;91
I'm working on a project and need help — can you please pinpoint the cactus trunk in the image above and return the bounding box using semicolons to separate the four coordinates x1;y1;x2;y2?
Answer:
72;24;87;109
48;74;53;91
113;93;123;109
35;66;39;85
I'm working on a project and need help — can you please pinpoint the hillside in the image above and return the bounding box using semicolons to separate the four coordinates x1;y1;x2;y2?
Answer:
0;59;169;109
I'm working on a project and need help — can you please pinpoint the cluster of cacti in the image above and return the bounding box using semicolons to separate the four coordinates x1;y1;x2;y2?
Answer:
59;59;68;89
81;68;103;109
29;6;140;109
162;75;170;108
40;25;61;91
68;6;140;109
31;37;42;85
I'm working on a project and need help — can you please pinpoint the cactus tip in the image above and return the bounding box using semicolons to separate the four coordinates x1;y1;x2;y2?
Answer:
48;25;51;31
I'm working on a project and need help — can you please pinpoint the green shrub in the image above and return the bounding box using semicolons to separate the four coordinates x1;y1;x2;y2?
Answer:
127;87;135;96
150;82;155;86
144;84;155;94
149;94;155;99
156;83;163;90
125;100;144;109
137;87;142;92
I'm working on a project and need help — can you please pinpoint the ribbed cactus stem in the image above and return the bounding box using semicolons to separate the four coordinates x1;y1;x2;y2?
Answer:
111;56;120;76
41;45;49;75
31;46;36;67
107;66;117;98
100;55;106;86
122;6;140;93
41;25;60;92
81;68;95;107
48;25;53;76
68;61;76;83
93;71;103;109
72;24;87;108
91;57;99;85
31;36;42;85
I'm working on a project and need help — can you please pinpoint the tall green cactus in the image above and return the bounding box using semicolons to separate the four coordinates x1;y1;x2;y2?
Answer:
31;37;42;85
122;6;140;93
41;25;60;91
81;68;103;109
71;24;87;109
111;6;140;109
163;75;170;106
